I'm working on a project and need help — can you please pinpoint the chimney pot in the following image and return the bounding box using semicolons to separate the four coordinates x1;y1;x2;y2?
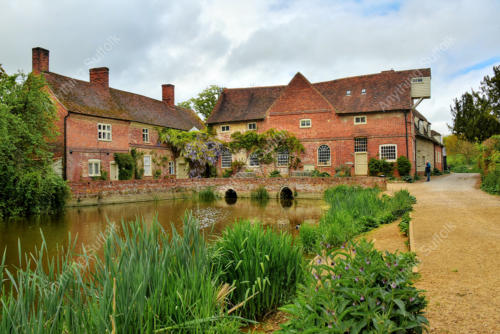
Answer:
32;47;49;74
162;84;175;106
89;67;109;89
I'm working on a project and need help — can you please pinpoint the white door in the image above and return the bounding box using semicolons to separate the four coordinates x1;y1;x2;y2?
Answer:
110;161;119;181
355;152;368;175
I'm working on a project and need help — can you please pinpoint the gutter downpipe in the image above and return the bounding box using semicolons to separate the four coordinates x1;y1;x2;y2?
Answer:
63;112;70;180
404;110;409;159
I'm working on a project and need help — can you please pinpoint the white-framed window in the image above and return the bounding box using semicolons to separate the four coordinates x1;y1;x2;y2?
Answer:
143;155;152;176
221;148;232;168
248;122;257;130
354;116;367;125
346;90;351;96
299;119;311;128
88;159;101;177
168;161;175;175
97;123;112;141
354;137;367;152
379;144;397;161
361;88;366;95
249;153;259;167
142;128;150;142
317;145;331;166
277;149;289;167
221;125;230;132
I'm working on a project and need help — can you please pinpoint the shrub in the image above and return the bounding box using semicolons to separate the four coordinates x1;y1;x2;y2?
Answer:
251;186;269;201
369;158;394;177
311;169;330;177
269;170;281;178
481;169;500;194
299;223;318;254
397;156;412;176
279;240;428;333
114;153;135;180
0;214;242;333
334;164;351;177
222;169;233;178
432;167;442;176
212;221;303;320
399;212;411;236
153;169;162;179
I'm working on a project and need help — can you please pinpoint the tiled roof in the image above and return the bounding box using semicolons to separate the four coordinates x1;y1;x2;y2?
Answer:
43;71;203;131
207;68;431;124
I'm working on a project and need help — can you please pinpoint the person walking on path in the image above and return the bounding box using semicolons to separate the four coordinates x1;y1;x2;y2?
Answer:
425;161;431;182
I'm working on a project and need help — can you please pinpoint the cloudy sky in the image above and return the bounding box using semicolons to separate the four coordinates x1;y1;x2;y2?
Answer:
1;0;499;134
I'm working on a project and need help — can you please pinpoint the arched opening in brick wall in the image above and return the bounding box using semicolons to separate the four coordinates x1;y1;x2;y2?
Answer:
279;187;294;200
224;189;237;205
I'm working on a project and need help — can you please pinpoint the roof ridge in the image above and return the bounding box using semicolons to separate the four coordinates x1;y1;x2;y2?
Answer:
313;68;431;85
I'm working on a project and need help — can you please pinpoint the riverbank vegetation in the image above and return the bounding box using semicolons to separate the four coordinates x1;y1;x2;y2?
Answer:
0;67;69;219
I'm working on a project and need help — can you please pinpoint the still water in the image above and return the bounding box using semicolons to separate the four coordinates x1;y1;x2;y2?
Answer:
0;198;326;270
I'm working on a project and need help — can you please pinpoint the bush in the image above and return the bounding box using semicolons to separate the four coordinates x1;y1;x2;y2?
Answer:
399;212;411;236
334;164;351;177
269;170;281;178
154;169;162;179
212;221;304;320
250;186;269;201
432;167;442;176
299;223;318;254
114;153;135;180
481;169;500;194
397;156;412;176
222;169;233;178
0;214;242;333
279;240;428;333
369;158;394;176
311;169;330;177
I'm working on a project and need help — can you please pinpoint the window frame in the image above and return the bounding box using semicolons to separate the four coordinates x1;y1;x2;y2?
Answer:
221;125;230;132
379;144;397;162
317;145;331;166
299;119;311;128
88;159;101;177
361;88;366;95
354;137;367;152
248;153;260;167
97;123;112;141
247;122;257;131
143;155;152;176
221;148;232;168
277;149;289;167
142;128;150;143
168;161;175;175
354;116;367;125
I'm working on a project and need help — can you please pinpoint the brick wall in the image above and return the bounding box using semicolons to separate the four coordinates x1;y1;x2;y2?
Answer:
69;176;386;206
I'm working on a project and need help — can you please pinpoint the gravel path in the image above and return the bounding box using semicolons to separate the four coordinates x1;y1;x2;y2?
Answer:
388;173;500;334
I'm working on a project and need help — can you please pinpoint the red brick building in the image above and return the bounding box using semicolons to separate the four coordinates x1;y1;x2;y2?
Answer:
207;70;443;176
32;47;203;181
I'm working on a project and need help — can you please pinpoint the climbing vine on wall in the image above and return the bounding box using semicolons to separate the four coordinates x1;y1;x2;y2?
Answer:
159;128;222;178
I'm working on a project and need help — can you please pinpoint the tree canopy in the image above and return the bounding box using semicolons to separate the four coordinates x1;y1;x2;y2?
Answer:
178;85;223;119
449;65;500;142
0;67;68;218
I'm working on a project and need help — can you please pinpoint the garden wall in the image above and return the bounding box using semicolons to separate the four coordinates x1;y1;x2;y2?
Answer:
69;176;386;206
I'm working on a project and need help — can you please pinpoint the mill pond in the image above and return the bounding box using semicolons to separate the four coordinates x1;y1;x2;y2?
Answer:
0;197;325;270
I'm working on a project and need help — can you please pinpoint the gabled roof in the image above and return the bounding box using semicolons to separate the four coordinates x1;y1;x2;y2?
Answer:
43;71;203;131
207;68;431;124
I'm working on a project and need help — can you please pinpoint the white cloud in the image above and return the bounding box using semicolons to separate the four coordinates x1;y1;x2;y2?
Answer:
1;0;499;135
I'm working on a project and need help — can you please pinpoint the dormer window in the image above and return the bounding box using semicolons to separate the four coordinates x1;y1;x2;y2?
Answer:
361;88;366;95
346;90;351;96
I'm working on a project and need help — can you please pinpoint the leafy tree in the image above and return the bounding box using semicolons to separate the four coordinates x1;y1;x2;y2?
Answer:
449;66;500;142
178;85;223;119
0;67;69;218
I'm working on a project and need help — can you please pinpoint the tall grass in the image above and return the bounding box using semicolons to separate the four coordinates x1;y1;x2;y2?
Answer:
302;185;416;252
0;213;242;333
212;221;303;320
197;187;218;202
250;186;270;201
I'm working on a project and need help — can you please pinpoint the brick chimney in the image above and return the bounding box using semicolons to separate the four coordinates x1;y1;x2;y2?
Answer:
89;67;109;89
32;47;49;74
162;84;175;107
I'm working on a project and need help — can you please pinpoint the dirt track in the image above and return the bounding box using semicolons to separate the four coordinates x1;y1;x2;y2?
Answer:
389;173;500;334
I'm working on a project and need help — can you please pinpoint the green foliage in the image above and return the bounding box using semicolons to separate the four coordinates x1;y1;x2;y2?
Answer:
0;68;69;218
130;148;144;179
114;153;135;180
279;240;428;333
178;85;223;119
399;212;411;237
0;214;243;333
481;170;500;194
334;164;351;177
432;167;442;176
222;169;233;178
303;186;415;251
250;186;269;201
153;169;162;179
369;158;395;176
299;223;318;254
479;135;500;194
92;170;108;181
197;187;217;202
230;129;304;168
396;156;412;176
212;221;304;320
269;170;281;178
449;65;500;142
311;169;330;177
